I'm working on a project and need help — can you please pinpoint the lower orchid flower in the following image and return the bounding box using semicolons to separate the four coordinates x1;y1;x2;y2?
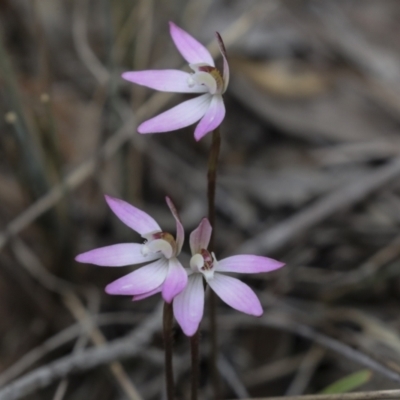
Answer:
173;218;285;336
75;196;187;303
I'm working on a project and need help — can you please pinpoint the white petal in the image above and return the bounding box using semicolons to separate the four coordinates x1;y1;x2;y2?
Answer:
162;258;188;303
190;218;212;255
208;273;262;316
105;195;161;236
75;243;159;266
215;255;285;274
105;258;168;295
169;22;214;66
122;70;208;93
138;94;212;134
194;95;225;141
173;274;204;336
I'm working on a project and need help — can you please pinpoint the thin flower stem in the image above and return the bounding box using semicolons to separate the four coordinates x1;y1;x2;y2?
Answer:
207;127;221;243
207;127;221;398
163;302;175;400
190;331;200;400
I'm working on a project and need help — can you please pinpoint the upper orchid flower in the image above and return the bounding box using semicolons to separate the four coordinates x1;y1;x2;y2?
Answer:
173;218;285;336
75;196;187;303
122;22;229;141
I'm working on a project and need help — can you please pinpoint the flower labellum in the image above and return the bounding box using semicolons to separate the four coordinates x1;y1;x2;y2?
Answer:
75;196;187;303
173;218;285;336
122;22;229;141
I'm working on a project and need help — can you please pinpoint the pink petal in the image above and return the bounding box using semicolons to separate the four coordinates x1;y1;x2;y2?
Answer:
173;274;204;336
105;258;168;295
165;197;184;254
75;243;159;267
105;195;161;236
162;258;188;303
208;273;263;316
132;284;162;301
138;94;211;134
122;70;208;93
190;218;212;254
216;32;229;91
215;255;285;274
194;95;225;141
169;22;214;66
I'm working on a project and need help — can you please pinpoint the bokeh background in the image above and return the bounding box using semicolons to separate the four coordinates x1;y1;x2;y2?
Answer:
2;0;400;399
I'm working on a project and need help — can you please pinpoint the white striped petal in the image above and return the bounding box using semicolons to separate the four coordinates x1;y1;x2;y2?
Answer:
138;94;211;134
75;243;159;267
105;195;161;236
208;273;262;316
122;70;207;93
173;274;204;336
194;95;225;141
169;22;214;66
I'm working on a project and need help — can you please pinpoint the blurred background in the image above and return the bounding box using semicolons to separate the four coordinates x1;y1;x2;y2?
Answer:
2;0;400;399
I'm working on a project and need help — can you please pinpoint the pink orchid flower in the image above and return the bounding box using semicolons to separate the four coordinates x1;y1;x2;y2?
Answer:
173;218;285;336
122;22;229;141
75;196;187;303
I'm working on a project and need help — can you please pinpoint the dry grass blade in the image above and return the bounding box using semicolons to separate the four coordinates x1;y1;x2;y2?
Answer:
0;303;162;400
10;238;143;400
237;389;400;400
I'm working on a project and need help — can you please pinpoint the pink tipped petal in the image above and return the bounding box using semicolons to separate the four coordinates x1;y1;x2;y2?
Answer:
75;243;159;267
105;195;161;236
165;197;184;253
122;70;208;93
132;284;162;301
208;274;263;316
169;22;214;66
215;255;285;274
194;95;225;141
216;32;229;91
138;94;211;134
162;258;188;303
105;258;168;295
190;218;212;254
173;274;204;336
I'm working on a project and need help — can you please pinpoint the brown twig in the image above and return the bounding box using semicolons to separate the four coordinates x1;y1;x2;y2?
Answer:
0;312;146;387
219;312;400;383
10;238;144;400
239;157;400;254
237;389;400;400
0;303;162;400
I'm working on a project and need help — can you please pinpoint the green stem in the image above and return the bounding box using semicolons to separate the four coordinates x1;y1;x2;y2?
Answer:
190;331;200;400
207;127;221;398
163;302;175;400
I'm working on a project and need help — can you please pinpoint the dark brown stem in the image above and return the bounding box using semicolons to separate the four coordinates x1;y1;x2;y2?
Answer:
163;302;175;400
190;331;200;400
207;127;221;398
207;127;221;244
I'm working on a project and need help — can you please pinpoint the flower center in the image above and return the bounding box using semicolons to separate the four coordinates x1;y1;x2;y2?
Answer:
190;248;217;281
141;231;176;259
187;63;225;95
